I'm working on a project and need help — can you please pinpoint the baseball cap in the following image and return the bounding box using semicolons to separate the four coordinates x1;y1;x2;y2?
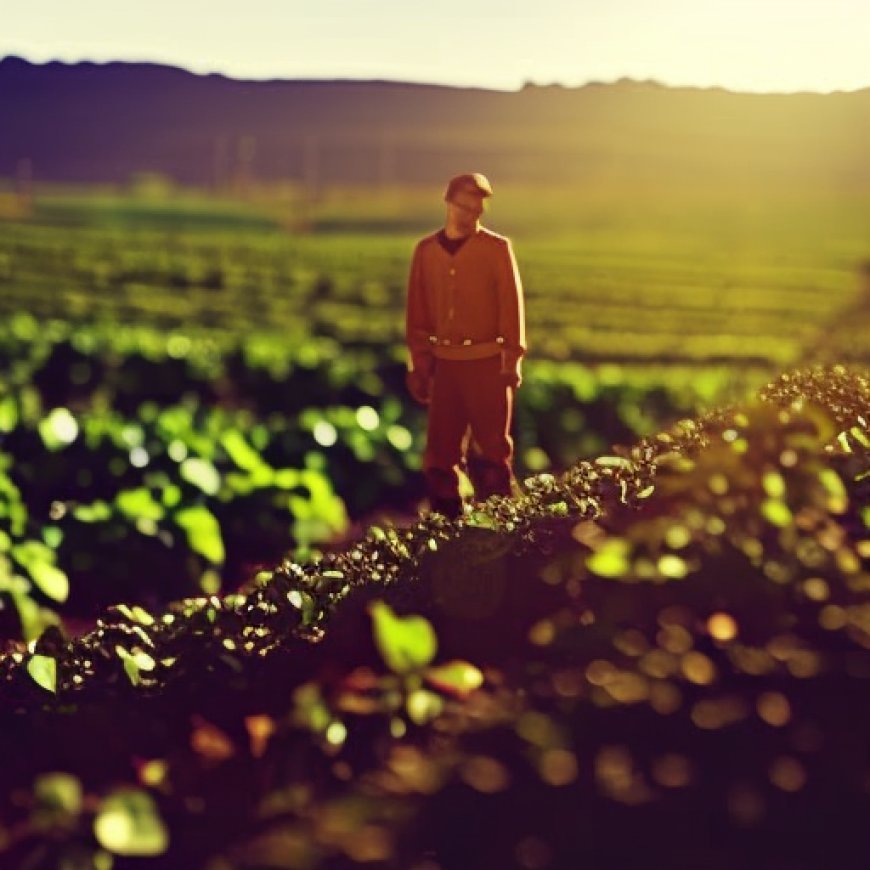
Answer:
444;172;494;202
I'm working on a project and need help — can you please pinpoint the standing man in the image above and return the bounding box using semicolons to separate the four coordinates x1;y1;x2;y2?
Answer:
405;173;526;518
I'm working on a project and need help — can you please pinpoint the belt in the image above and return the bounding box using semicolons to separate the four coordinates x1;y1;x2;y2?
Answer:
428;335;506;347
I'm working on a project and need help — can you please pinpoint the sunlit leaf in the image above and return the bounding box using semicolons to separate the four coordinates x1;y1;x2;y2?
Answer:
114;604;155;626
116;646;156;686
850;426;870;448
586;539;631;578
180;458;221;495
288;588;317;626
762;499;793;527
762;471;786;499
220;429;268;472
73;501;112;523
370;601;437;674
595;456;634;469
29;561;70;603
425;660;485;698
174;506;225;564
93;789;168;856
27;654;57;693
12;542;69;602
0;395;18;432
38;408;79;451
407;688;444;725
819;468;848;512
657;554;689;579
116;488;165;522
35;772;82;816
11;592;60;643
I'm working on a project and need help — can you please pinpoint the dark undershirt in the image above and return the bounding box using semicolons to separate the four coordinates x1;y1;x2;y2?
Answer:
437;229;470;256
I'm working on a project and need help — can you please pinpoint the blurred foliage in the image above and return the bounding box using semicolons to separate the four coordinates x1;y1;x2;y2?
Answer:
0;310;762;641
0;366;867;868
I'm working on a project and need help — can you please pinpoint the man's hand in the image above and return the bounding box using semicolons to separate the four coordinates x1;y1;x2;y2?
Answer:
406;369;432;405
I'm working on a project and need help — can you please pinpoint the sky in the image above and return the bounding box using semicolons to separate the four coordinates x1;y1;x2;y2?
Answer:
3;0;868;94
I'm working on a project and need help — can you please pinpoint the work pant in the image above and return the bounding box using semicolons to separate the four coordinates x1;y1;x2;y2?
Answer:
424;354;514;514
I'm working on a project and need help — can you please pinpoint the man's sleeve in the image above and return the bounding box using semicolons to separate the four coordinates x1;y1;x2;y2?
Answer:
496;238;526;379
405;242;435;375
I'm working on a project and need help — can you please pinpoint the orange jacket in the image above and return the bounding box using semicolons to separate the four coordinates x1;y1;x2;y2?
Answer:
405;227;526;379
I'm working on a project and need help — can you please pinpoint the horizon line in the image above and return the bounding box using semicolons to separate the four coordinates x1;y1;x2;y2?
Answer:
2;53;869;98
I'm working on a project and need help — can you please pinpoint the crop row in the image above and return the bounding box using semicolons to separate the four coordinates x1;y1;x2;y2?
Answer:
3;219;865;365
0;367;868;868
0;312;759;641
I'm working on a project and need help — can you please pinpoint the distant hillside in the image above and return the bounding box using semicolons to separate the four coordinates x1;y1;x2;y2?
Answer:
1;55;869;191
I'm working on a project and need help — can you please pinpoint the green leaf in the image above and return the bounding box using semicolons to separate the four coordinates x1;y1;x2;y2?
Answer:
115;646;156;686
272;468;300;489
370;601;437;674
300;469;347;531
27;654;57;693
94;789;168;856
116;488;165;522
180;458;221;495
220;429;269;473
11;592;60;643
586;538;631;578
35;772;82;816
406;688;445;725
73;500;112;523
819;468;848;512
425;660;485;698
657;554;689;579
114;604;155;626
175;506;225;564
762;499;793;528
288;589;317;626
763;471;786;499
161;484;182;509
595;456;634;469
11;541;69;602
850;426;870;448
0;395;18;432
38;408;79;451
29;561;70;603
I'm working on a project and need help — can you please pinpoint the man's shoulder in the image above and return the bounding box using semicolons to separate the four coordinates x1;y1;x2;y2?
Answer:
414;231;442;251
476;227;512;248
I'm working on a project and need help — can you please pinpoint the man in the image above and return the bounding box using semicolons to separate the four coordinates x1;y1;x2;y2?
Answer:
405;172;526;518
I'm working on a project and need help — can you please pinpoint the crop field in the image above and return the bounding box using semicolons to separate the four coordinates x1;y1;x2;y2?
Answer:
0;182;867;630
0;181;869;867
3;184;869;365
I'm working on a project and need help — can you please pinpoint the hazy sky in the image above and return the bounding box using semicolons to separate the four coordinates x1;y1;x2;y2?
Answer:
3;0;868;93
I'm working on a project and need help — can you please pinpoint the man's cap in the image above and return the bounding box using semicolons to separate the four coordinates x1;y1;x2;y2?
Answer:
444;172;494;202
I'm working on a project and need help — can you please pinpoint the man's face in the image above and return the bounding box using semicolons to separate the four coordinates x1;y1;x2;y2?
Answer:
447;187;486;233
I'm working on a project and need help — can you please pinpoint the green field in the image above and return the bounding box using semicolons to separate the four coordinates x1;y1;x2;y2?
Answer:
0;184;870;637
0;181;867;641
3;183;869;366
1;182;869;868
